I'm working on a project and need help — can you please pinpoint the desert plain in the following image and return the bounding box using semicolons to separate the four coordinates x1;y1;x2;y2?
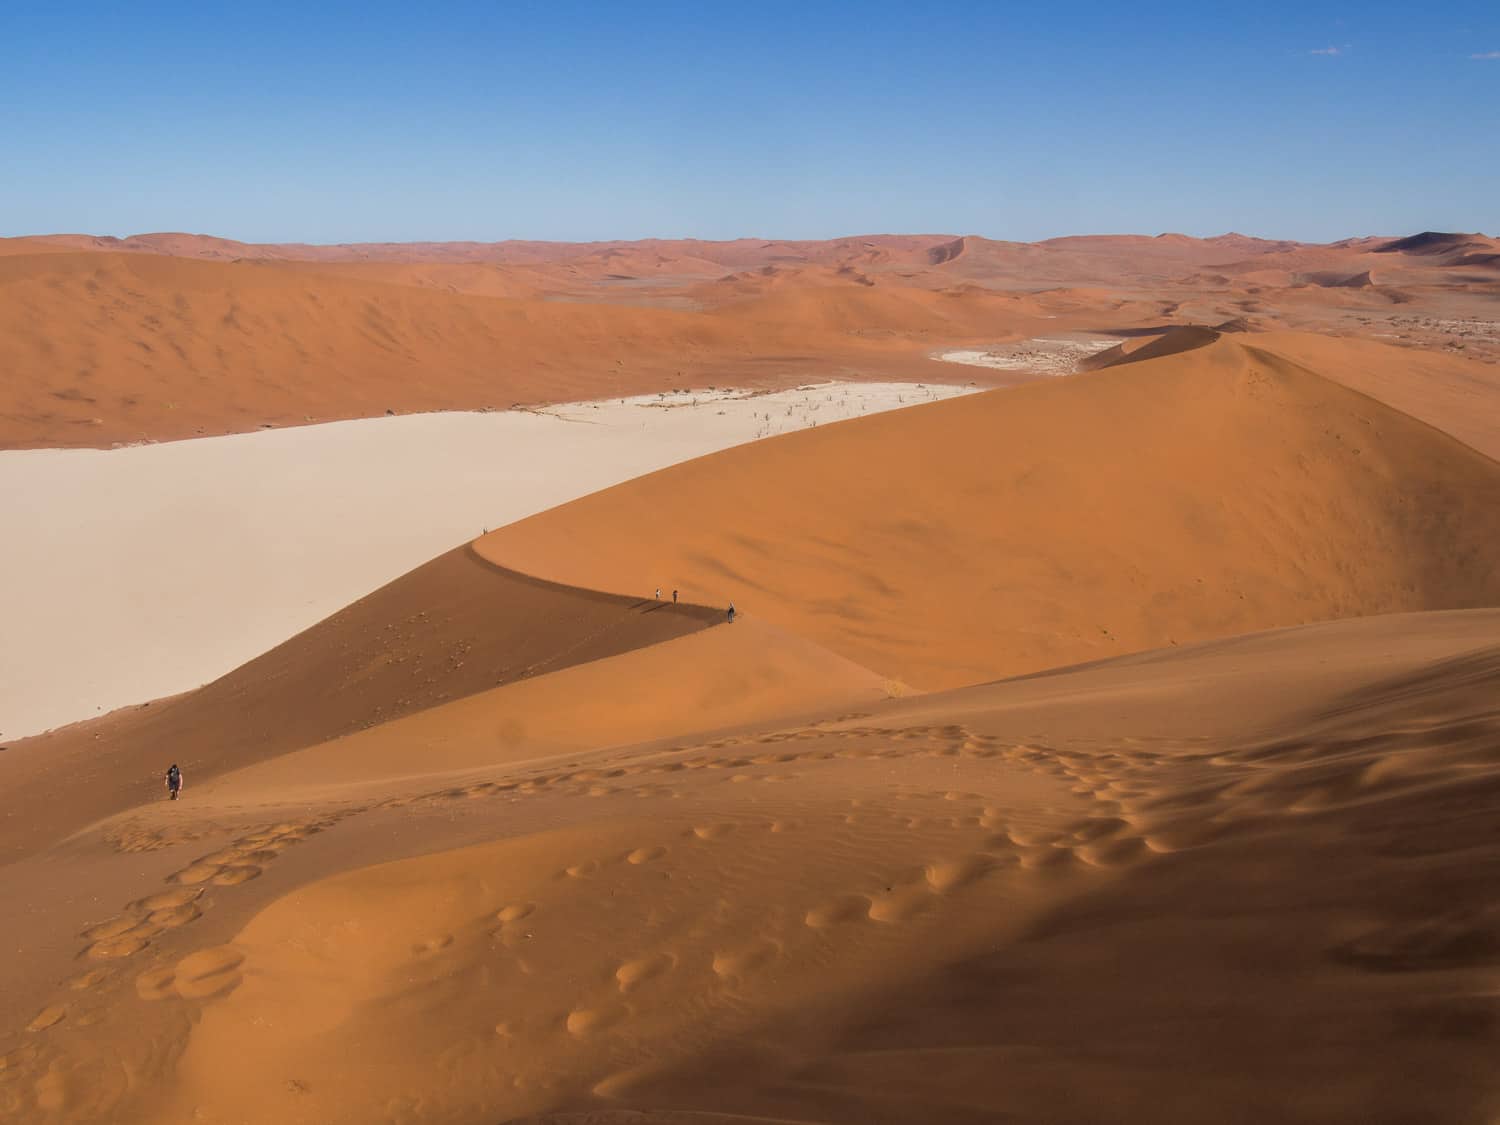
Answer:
1;228;1499;1123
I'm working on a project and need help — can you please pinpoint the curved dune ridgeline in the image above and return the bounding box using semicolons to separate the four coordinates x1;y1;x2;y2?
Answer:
479;335;1500;690
0;549;719;859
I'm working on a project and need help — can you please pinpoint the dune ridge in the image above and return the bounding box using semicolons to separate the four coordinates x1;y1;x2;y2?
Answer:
478;334;1500;689
0;548;718;860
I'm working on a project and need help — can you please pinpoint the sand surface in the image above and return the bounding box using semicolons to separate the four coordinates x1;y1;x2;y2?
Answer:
3;606;1497;1123
0;382;968;741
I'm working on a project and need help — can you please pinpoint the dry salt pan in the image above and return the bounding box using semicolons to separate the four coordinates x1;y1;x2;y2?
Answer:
936;335;1120;376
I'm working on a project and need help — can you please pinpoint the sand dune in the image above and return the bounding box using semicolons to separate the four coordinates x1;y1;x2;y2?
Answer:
478;334;1500;689
0;251;1015;448
1247;329;1500;459
0;548;716;860
196;615;891;800
4;608;1496;1123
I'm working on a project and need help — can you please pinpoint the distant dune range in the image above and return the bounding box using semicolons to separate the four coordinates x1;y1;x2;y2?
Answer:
3;230;1500;1123
2;227;1497;448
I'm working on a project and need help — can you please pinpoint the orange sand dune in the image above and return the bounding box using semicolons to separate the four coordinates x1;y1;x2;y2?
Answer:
4;608;1496;1123
0;548;716;860
0;250;1024;448
6;228;1494;447
1249;329;1500;459
197;615;891;800
479;334;1500;690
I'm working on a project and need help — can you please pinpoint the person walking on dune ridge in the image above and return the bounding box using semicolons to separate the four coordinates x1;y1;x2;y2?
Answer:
727;602;736;624
164;763;183;801
672;589;679;604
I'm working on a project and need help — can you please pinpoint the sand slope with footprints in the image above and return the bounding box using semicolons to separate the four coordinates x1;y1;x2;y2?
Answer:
3;327;1500;1122
3;606;1499;1122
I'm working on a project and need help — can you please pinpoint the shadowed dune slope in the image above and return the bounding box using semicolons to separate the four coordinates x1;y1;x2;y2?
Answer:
479;335;1500;691
1078;324;1221;370
0;548;718;859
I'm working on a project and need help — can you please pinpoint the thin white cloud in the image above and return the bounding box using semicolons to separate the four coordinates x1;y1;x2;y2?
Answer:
1310;45;1348;57
1470;51;1500;59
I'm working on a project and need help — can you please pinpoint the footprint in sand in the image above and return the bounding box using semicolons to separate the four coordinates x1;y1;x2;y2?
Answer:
615;952;675;993
690;823;736;841
82;915;151;943
147;903;202;928
412;935;454;956
27;1006;66;1032
924;854;998;893
1074;836;1147;867
1006;827;1064;848
626;845;667;865
66;968;111;992
712;942;778;983
495;903;535;924
563;859;600;879
173;946;245;1000
169;862;225;886
805;894;870;929
210;865;263;886
566;1004;625;1037
135;965;178;1001
86;935;153;960
868;884;934;923
132;887;204;913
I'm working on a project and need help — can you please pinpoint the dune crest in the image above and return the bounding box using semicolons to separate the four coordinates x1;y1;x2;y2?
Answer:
478;335;1500;688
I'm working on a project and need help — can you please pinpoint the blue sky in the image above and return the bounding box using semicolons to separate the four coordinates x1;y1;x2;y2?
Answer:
2;1;1497;243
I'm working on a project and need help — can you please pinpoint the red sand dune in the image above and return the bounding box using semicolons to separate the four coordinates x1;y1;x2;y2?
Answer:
5;227;1496;447
479;335;1500;689
0;250;1027;448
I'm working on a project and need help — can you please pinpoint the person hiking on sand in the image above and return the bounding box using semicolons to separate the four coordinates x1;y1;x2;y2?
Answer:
672;589;679;604
165;763;183;801
655;588;661;601
727;602;736;623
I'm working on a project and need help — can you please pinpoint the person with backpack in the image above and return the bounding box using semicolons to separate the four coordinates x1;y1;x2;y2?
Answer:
165;763;183;801
727;602;736;623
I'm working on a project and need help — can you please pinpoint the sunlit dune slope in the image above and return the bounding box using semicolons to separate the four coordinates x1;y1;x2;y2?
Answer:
0;548;716;860
35;609;1495;1125
1248;329;1500;460
479;335;1500;690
